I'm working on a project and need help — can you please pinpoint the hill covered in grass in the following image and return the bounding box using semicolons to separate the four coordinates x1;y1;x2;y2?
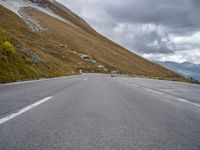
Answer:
0;0;183;83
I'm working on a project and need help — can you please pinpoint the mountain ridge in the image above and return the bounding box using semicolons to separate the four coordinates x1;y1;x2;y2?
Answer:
154;60;200;81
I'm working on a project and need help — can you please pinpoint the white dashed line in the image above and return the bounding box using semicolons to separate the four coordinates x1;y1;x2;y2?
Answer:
83;78;88;81
0;96;53;125
143;88;165;95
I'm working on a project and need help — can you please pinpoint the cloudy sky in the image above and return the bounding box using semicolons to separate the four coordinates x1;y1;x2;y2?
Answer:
57;0;200;64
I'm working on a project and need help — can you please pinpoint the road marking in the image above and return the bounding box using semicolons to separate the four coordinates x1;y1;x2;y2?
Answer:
118;78;200;108
118;80;141;88
144;88;165;95
176;98;200;107
83;78;88;81
0;96;52;125
0;75;79;86
145;88;200;108
0;77;65;86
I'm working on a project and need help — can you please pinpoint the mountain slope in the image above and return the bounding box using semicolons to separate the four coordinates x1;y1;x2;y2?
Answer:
154;61;200;81
0;0;182;83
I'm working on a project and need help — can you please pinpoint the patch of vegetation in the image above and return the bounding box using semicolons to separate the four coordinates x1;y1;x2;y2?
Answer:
0;27;17;62
0;40;16;57
0;27;37;82
0;27;17;58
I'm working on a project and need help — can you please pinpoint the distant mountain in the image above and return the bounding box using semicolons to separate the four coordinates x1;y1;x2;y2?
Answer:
154;61;200;80
0;0;181;82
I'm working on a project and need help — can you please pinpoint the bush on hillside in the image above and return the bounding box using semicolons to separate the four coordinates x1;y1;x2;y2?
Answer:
0;39;16;58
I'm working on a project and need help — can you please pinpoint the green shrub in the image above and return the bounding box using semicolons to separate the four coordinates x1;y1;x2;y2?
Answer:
0;27;17;58
0;40;16;57
2;41;16;54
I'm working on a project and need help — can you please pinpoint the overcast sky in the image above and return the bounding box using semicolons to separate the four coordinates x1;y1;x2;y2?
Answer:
56;0;200;64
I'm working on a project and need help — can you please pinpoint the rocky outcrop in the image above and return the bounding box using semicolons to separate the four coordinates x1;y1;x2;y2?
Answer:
18;7;48;32
26;50;44;64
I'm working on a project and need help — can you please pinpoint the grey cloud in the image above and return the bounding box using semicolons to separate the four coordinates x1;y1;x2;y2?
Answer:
111;24;174;54
104;0;200;32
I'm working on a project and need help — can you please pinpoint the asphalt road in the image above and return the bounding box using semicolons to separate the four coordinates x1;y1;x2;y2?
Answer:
0;74;200;150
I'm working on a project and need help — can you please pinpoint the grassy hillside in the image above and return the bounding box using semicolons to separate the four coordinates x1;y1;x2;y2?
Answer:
0;27;36;82
0;3;183;83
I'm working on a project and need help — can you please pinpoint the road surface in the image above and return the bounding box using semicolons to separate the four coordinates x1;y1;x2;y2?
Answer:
0;74;200;150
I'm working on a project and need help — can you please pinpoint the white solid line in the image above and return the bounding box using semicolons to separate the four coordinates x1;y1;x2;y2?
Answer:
119;78;200;108
176;98;200;107
0;74;81;86
0;96;53;125
145;88;200;108
0;76;69;86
